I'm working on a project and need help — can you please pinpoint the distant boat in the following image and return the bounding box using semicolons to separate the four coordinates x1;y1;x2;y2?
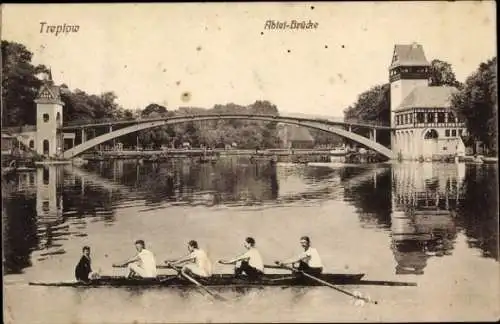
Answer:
72;157;88;166
482;156;498;164
330;148;346;155
35;160;71;165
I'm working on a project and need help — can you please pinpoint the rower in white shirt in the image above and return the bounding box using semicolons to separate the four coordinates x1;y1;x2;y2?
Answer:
218;237;264;279
113;240;157;278
167;240;213;278
277;236;323;276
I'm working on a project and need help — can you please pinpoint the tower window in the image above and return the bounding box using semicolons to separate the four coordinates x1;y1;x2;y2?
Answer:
426;113;433;123
409;114;413;123
448;112;456;123
451;129;457;137
29;140;34;149
404;114;408;124
417;112;425;123
437;112;445;123
445;129;450;137
458;129;463;137
43;167;49;184
43;139;49;155
43;113;49;122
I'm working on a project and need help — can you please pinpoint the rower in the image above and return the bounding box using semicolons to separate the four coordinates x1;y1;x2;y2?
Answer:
218;237;264;279
166;240;213;278
276;236;323;276
75;246;99;282
113;240;157;278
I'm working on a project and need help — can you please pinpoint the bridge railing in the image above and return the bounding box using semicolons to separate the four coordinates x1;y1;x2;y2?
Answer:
62;113;390;128
64;117;136;127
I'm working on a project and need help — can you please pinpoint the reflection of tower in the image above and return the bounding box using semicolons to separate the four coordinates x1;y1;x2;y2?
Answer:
390;163;463;275
16;171;36;193
36;166;64;225
113;159;124;181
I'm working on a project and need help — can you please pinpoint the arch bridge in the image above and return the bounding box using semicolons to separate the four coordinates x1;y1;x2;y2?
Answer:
62;113;395;159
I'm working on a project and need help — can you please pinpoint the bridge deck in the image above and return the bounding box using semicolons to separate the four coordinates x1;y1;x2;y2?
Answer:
61;113;392;130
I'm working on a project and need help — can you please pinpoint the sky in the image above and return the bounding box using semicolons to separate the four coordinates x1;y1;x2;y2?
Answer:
1;2;496;116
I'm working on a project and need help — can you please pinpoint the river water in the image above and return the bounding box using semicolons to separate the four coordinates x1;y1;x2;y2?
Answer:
2;158;499;323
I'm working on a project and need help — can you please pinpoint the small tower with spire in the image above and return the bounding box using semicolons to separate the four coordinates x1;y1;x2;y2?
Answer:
34;67;64;157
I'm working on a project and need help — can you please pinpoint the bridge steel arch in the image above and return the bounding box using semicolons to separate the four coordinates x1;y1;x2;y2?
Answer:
63;115;395;159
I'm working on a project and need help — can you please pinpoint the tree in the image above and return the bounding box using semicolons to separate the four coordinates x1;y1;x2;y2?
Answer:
1;41;49;126
343;84;390;123
343;84;391;146
141;103;168;117
137;103;173;149
429;59;462;88
451;57;497;155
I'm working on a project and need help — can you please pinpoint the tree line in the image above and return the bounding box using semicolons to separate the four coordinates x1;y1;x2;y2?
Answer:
451;57;497;156
5;40;494;154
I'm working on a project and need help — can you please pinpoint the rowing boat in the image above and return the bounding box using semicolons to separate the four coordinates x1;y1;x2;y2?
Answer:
29;273;365;288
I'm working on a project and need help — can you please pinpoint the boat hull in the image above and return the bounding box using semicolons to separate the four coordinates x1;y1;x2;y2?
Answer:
29;273;365;288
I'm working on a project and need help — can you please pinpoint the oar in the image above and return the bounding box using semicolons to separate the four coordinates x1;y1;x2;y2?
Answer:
274;262;378;305
264;264;291;270
112;264;178;283
165;263;227;302
113;264;173;270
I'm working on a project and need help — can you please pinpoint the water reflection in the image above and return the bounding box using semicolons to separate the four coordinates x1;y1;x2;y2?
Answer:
342;166;392;229
457;164;498;260
1;160;498;276
84;158;283;206
390;163;465;275
2;173;37;274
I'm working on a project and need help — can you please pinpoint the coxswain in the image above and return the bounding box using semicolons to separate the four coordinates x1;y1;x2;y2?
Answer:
75;246;99;282
276;236;323;276
218;237;264;279
166;240;213;278
113;240;157;278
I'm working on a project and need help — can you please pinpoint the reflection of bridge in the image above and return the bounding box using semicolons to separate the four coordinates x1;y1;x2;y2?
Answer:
62;113;395;159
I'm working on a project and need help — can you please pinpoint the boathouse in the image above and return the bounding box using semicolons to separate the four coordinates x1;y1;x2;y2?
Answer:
389;43;467;160
278;124;315;149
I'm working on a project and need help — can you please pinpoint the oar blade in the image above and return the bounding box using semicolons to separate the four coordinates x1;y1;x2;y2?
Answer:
164;264;226;302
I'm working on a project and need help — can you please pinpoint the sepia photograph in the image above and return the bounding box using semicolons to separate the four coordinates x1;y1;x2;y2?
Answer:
1;2;498;323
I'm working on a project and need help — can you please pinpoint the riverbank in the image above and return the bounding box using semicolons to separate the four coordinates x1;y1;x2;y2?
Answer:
82;148;346;158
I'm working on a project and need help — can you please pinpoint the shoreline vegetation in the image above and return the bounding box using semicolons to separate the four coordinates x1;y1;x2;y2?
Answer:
1;40;497;157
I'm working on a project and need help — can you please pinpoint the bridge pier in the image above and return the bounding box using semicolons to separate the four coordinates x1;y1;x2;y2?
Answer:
369;129;377;143
81;128;86;143
109;126;116;150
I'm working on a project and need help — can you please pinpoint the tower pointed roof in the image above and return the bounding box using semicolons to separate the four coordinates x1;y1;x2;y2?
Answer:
35;68;63;104
47;67;54;84
390;43;430;69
